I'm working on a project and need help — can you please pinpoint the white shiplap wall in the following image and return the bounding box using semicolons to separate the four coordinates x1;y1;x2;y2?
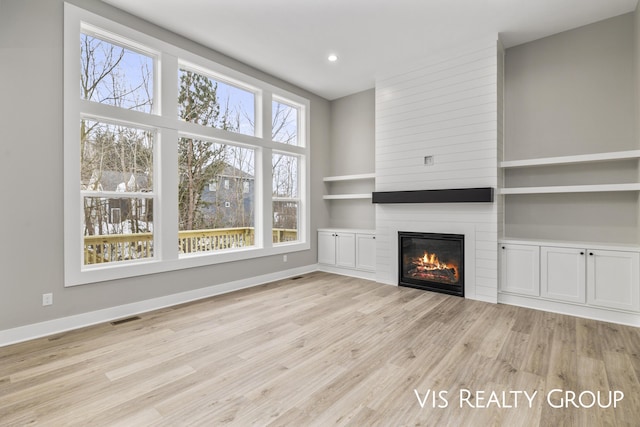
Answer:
375;42;501;303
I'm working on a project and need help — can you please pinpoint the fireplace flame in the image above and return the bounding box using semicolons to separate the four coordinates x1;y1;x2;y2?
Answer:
416;251;459;281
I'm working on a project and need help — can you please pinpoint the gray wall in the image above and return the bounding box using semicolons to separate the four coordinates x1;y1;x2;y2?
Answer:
505;13;636;159
327;89;375;229
636;3;640;143
0;0;330;331
504;13;639;243
329;89;375;176
636;2;640;243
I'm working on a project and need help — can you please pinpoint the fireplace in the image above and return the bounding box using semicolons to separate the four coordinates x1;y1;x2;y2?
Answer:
398;232;464;297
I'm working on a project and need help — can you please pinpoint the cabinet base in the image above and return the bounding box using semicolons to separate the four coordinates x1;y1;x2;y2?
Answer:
498;292;640;327
317;264;376;281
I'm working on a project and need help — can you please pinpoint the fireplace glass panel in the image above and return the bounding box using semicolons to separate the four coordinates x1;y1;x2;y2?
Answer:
399;232;464;297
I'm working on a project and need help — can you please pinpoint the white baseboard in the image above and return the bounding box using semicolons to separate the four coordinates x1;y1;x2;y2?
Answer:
317;264;376;281
498;292;640;327
0;264;317;347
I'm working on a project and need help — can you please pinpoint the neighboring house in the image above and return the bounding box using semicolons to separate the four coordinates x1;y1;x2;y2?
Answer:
82;170;153;226
200;164;254;229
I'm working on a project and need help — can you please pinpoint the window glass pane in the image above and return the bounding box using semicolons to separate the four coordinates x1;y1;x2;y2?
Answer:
80;33;153;113
272;201;298;243
272;100;299;145
83;196;154;265
81;120;154;192
178;138;255;254
178;69;255;136
272;153;299;243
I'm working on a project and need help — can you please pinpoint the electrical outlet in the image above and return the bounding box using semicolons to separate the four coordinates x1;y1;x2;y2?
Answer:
42;293;53;306
283;254;288;262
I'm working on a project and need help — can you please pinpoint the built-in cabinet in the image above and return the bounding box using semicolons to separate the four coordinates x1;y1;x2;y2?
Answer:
499;149;640;323
318;230;356;268
540;246;585;304
320;172;376;279
318;228;376;279
355;233;376;271
587;249;640;312
499;241;640;319
499;244;540;297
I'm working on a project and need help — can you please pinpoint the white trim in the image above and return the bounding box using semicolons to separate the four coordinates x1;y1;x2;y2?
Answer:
500;150;640;168
0;264;317;348
500;183;640;195
500;238;640;252
318;228;375;234
323;194;372;200
323;173;376;182
317;264;376;281
498;292;640;327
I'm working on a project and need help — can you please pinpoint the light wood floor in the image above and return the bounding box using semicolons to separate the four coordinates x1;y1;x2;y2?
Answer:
2;272;640;426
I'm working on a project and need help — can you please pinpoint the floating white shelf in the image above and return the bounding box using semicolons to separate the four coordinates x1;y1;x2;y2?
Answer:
500;183;640;195
323;173;375;182
500;150;640;169
323;173;375;200
323;194;372;200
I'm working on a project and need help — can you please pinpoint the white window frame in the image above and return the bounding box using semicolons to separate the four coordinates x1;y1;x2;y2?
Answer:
64;3;310;286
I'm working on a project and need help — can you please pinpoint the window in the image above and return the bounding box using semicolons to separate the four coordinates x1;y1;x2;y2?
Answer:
272;99;300;146
80;31;154;113
272;153;300;243
179;67;255;136
178;139;255;254
81;120;155;265
64;4;309;286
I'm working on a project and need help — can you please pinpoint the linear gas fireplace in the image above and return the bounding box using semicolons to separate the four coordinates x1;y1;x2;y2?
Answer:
398;232;464;297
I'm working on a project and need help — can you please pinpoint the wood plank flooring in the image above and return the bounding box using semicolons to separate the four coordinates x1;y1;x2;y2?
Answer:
1;272;640;426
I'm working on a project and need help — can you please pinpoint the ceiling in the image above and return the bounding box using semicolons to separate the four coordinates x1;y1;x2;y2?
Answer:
102;0;638;100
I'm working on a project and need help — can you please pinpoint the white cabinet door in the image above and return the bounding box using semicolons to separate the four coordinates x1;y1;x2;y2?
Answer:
541;246;586;303
499;244;540;296
356;233;376;272
318;231;336;265
335;232;356;268
587;250;640;312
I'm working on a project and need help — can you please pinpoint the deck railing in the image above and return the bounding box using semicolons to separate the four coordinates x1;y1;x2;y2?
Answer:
84;227;298;265
84;233;154;265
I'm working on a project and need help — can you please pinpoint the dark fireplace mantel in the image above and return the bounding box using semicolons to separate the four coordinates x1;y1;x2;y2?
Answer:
372;187;494;204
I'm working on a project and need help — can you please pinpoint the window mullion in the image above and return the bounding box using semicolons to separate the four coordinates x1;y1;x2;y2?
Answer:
262;147;274;249
157;54;179;261
261;92;274;248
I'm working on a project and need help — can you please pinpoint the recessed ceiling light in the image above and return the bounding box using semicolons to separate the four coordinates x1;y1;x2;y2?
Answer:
328;54;338;62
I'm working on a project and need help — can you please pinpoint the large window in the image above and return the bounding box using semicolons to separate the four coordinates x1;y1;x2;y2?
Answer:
64;4;310;286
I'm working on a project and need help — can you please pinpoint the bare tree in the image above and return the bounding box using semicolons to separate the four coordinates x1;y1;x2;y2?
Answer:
177;70;238;231
80;33;153;239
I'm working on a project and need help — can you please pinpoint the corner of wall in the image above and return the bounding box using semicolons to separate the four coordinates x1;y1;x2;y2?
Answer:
497;37;505;242
636;2;640;244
